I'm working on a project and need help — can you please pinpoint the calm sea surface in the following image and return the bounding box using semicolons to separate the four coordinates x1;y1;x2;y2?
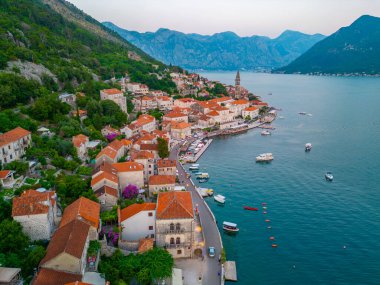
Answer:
195;72;380;285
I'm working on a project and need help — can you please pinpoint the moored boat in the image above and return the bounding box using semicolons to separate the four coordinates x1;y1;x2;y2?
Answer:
256;153;274;162
243;206;258;211
261;130;271;136
196;172;209;179
305;143;312;152
223;221;239;233
189;164;200;171
214;194;226;204
325;172;333;181
198;178;208;183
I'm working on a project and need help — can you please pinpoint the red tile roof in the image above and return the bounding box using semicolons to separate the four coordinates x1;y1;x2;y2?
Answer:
132;150;155;160
207;110;220;117
72;134;88;148
0;170;11;179
94;185;119;198
119;203;156;221
244;106;258;111
96;146;117;160
164;111;187;119
101;88;122;95
91;171;118;187
33;268;82;285
232;99;249;105
140;144;159;151
157;159;176;168
156;191;194;219
149;175;176;185
60;197;100;229
113;161;144;172
171;122;192;130
0;127;30;147
12;190;56;217
40;219;90;266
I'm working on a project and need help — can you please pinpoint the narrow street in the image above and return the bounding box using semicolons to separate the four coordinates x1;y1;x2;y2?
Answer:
170;144;222;285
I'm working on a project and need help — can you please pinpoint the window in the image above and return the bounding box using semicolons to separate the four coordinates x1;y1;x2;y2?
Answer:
151;234;155;238
149;226;153;230
170;223;174;231
176;237;180;244
177;250;182;255
148;212;153;217
170;238;175;244
176;223;181;231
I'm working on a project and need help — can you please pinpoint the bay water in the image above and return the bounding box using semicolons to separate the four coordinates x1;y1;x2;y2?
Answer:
196;72;380;284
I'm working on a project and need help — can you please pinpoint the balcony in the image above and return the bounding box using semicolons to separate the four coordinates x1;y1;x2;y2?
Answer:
165;242;191;249
164;228;185;234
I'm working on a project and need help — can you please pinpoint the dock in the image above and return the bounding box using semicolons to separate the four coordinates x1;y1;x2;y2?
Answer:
188;139;213;162
224;261;237;281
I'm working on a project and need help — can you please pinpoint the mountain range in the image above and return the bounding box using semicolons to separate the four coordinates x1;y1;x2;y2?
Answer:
103;22;325;71
277;15;380;75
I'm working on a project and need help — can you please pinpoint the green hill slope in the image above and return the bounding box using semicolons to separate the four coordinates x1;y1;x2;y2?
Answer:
0;0;176;99
276;15;380;75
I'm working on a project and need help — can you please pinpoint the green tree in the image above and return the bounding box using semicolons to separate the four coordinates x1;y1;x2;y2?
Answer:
157;137;169;158
0;220;30;255
4;161;29;176
0;198;12;221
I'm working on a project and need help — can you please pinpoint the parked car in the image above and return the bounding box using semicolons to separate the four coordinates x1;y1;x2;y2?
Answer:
208;246;215;257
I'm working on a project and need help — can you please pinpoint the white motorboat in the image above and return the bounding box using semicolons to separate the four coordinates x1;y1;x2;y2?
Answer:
256;153;274;162
223;221;239;233
214;194;226;204
196;172;209;179
298;112;307;115
325;172;333;181
305;143;312;152
261;130;271;136
197;187;214;197
189;164;200;171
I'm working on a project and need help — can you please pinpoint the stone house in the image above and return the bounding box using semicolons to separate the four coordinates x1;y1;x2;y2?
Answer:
118;203;156;241
170;122;192;140
0;127;32;165
12;190;57;241
156;96;174;111
100;88;127;113
163;111;188;123
157;159;176;176
148;175;176;196
0;170;16;189
242;106;259;119
131;150;155;184
155;191;194;258
72;134;89;162
113;161;145;189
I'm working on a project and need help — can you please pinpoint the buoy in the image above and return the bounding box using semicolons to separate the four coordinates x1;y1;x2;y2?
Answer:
272;244;278;248
343;245;346;249
270;236;275;240
265;219;270;222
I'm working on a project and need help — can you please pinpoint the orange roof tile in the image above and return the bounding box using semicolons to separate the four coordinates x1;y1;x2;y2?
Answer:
101;88;122;95
0;127;30;147
142;96;153;101
108;139;124;151
156;191;194;219
140;144;158;151
138;238;154;253
121;139;132;147
197;101;218;108
132;150;155;160
171;122;192;130
72;134;88;148
12;195;50;217
40;219;90;266
157;96;171;101
96;146;117;160
157;159;176;168
91;171;118;187
94;185;119;198
164;111;187;119
210;96;232;103
21;189;56;206
33;268;82;285
0;170;11;179
244;106;258;111
60;197;100;229
149;175;176;185
207;110;220;117
136;114;155;126
113;161;144;172
119;203;156;221
232;99;249;105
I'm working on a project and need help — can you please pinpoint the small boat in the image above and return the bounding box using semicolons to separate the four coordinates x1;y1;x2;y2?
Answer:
198;178;208;183
207;189;214;196
261;130;271;136
305;143;312;152
223;221;239;233
272;244;278;248
262;206;267;210
243;206;258;211
278;116;285;119
263;211;267;214
256;153;274;162
306;113;313;117
270;237;275;240
265;219;270;223
196;173;209;179
298;112;307;115
214;194;226;204
325;172;333;181
262;202;267;206
189;164;200;171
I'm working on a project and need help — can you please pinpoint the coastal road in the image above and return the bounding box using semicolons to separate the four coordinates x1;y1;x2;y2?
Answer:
170;144;222;285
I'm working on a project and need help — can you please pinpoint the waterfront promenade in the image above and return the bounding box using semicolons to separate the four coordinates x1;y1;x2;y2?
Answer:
170;144;222;285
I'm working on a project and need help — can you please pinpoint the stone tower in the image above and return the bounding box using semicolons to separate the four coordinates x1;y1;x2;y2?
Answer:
235;70;241;98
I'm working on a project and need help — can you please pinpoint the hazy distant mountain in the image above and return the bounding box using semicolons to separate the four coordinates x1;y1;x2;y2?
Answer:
103;22;325;71
277;15;380;75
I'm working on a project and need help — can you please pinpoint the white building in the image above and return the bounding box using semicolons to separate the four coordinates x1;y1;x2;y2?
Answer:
118;203;156;241
0;127;32;165
148;175;176;196
242;106;259;120
113;161;145;189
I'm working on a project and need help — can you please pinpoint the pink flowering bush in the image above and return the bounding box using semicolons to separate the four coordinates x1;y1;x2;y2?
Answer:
122;184;139;199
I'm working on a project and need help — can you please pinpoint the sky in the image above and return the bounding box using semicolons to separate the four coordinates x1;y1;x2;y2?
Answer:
68;0;380;37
